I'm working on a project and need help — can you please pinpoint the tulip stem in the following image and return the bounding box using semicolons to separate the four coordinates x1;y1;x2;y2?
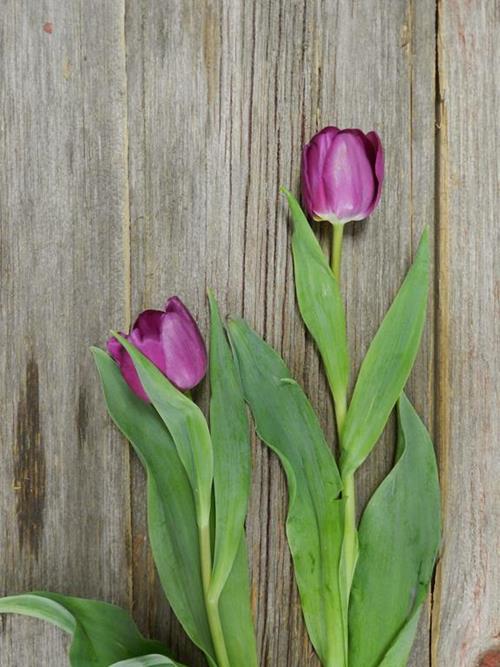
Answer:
331;221;357;666
199;521;231;667
331;223;344;285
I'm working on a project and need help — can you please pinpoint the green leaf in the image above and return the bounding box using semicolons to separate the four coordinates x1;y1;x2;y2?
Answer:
349;393;441;667
208;292;251;597
110;656;183;667
111;333;214;528
92;348;216;666
283;188;349;415
0;592;173;667
207;292;258;666
227;318;345;667
341;229;430;475
377;587;427;667
218;536;257;667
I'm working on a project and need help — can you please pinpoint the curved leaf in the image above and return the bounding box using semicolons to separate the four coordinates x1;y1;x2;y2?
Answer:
228;318;345;667
341;230;430;476
110;655;183;667
208;292;258;665
349;393;440;667
111;333;213;528
0;593;171;667
378;586;427;667
208;292;251;597
283;188;349;415
92;348;216;666
218;536;257;667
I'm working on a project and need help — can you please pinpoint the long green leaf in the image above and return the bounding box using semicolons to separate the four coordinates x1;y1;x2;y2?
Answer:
377;587;428;667
218;536;257;667
92;348;216;666
0;593;175;667
349;393;440;667
283;188;349;415
207;292;258;666
228;318;345;667
341;230;430;475
111;333;214;528
110;656;182;667
208;292;251;597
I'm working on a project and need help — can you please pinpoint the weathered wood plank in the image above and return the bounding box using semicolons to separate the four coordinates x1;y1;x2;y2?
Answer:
432;2;500;665
0;1;130;665
125;1;436;665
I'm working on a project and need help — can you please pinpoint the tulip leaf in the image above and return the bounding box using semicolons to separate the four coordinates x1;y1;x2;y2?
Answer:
0;592;178;667
348;393;440;667
208;292;251;596
218;536;258;666
283;188;349;415
92;348;217;667
111;333;213;528
110;656;182;667
227;318;345;667
207;292;258;665
341;229;430;476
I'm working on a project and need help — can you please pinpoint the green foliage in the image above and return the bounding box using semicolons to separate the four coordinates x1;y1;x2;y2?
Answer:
227;318;345;667
111;333;214;528
92;348;216;665
208;293;258;666
283;188;349;416
349;394;441;667
341;230;430;476
0;593;179;667
110;656;182;667
94;296;258;667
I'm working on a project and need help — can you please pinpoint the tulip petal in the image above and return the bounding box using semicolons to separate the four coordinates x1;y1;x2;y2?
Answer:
107;332;150;402
301;126;340;220
130;310;169;373
326;131;376;222
162;297;208;391
365;131;384;215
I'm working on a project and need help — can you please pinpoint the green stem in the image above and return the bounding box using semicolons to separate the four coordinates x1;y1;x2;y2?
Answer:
199;522;231;667
331;222;357;665
331;223;344;285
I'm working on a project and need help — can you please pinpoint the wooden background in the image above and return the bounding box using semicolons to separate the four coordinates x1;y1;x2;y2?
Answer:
0;1;498;665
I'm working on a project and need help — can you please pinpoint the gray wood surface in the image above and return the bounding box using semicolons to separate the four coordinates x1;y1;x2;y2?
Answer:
432;2;500;666
0;1;131;664
0;1;497;666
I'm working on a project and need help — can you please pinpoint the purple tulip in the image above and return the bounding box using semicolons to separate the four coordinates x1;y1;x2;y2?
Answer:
107;297;207;401
301;127;384;224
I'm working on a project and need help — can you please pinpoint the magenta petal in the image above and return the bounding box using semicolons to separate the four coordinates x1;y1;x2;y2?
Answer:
107;333;150;402
301;127;340;220
162;297;208;391
326;132;376;222
129;310;168;374
365;131;384;215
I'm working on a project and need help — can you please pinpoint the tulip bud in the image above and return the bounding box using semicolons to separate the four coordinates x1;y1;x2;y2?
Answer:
107;296;207;401
301;127;384;224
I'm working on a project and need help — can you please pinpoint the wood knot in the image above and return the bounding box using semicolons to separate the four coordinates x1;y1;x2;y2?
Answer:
14;358;46;556
478;649;500;667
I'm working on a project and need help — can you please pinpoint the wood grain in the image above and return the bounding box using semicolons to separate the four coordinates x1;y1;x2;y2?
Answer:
0;1;131;665
432;1;500;665
0;1;498;666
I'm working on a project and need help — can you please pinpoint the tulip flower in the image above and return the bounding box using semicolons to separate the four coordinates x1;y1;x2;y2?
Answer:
301;126;384;224
107;296;207;401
